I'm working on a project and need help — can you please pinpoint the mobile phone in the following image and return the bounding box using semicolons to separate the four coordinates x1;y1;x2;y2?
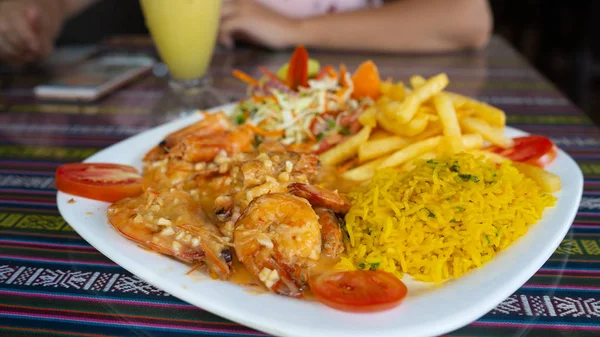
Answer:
34;53;156;101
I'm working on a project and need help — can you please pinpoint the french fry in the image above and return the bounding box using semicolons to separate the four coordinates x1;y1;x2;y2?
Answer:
370;129;394;140
413;120;443;141
512;162;562;193
460;117;514;149
358;135;411;163
342;155;389;182
379;133;483;169
389;82;407;101
358;107;377;127
380;80;393;96
419;106;437;116
410;75;426;89
320;126;372;166
400;152;437;171
446;92;506;127
456;107;476;119
433;92;463;153
377;111;429;137
461;133;484;149
468;149;508;164
385;73;449;124
379;136;443;169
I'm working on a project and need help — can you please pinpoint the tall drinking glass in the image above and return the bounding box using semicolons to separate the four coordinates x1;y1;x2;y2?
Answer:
140;0;224;123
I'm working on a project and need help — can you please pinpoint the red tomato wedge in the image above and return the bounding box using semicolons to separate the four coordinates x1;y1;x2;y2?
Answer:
286;45;309;90
310;270;407;312
56;163;143;203
485;135;557;168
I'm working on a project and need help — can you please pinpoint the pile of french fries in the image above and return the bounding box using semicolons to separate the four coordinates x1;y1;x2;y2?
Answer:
319;73;514;182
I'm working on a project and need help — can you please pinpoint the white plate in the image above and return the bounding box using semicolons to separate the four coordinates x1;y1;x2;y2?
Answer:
57;104;583;337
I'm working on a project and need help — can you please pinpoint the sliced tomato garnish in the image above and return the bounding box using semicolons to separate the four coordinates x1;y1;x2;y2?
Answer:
286;45;309;90
486;135;557;168
258;66;286;85
310;270;407;312
56;163;142;203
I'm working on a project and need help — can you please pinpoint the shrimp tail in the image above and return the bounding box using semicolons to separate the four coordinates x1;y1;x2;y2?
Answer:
288;183;351;214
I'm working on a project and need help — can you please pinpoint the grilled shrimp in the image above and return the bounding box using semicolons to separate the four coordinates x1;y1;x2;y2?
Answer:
144;112;233;162
144;112;254;164
288;183;348;259
107;189;232;279
314;208;344;258
167;125;254;163
233;193;321;297
288;183;351;214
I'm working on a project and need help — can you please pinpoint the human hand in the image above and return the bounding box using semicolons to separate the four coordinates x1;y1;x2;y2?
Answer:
219;0;299;50
0;0;66;65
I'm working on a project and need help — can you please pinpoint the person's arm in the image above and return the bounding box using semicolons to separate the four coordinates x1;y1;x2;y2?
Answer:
219;0;492;53
294;0;492;52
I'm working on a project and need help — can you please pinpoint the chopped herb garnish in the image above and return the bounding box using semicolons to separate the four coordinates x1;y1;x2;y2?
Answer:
450;164;460;172
458;174;480;182
458;174;472;181
493;173;497;177
328;120;336;129
456;206;465;212
446;197;451;201
427;159;437;164
485;236;490;244
370;263;380;271
424;208;436;218
235;114;246;125
316;133;325;141
450;219;457;223
488;181;495;185
339;126;351;135
358;263;366;270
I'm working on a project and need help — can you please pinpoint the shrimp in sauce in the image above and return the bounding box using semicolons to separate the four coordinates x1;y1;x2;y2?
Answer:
233;193;321;297
108;189;233;279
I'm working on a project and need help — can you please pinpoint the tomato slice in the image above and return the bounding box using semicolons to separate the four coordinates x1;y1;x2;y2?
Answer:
56;163;142;203
486;135;557;168
310;270;407;312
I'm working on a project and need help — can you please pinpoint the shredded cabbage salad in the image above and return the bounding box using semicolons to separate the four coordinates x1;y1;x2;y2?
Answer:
232;70;373;153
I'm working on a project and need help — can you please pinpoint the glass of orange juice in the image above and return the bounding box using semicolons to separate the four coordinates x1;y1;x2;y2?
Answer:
140;0;224;121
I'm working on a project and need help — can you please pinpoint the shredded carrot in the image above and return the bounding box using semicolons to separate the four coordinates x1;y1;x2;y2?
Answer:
259;66;285;84
233;69;259;86
252;95;274;103
335;87;349;101
339;64;349;88
247;123;285;137
337;158;359;174
327;66;339;79
288;141;316;153
315;65;335;80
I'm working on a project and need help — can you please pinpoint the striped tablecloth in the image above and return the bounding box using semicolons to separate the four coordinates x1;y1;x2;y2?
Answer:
0;36;597;337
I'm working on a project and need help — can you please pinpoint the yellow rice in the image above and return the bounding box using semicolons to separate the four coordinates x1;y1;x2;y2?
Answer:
336;153;556;282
